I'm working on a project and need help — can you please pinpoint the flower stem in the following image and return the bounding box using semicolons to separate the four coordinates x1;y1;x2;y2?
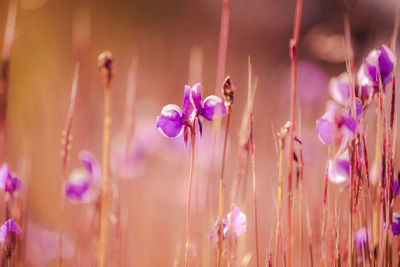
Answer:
249;112;259;267
56;63;80;267
184;131;196;267
287;0;303;264
275;132;285;266
217;108;231;267
99;70;112;267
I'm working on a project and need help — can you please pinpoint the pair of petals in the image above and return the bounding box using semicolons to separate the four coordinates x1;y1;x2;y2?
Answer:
64;151;101;203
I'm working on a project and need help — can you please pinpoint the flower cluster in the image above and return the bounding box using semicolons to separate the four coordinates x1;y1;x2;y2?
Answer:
64;151;101;203
156;83;226;142
208;203;247;243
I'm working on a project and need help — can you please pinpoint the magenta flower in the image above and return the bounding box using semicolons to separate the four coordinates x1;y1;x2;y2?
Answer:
392;213;400;236
0;164;24;197
208;203;246;243
0;219;22;250
64;151;101;203
156;83;226;138
362;44;396;86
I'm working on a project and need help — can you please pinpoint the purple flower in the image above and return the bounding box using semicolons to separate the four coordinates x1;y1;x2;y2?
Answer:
392;213;400;236
362;44;396;86
0;219;22;250
357;67;374;105
156;83;226;138
0;163;24;197
328;152;350;184
355;227;367;254
226;203;247;237
207;219;227;243
208;203;246;243
316;102;361;146
64;151;101;203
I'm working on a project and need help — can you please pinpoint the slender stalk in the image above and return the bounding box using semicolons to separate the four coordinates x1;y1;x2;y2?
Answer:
287;0;303;264
249;112;259;267
56;63;80;267
0;0;17;161
298;145;304;267
215;0;231;92
184;131;196;267
321;165;329;265
275;128;286;267
98;52;114;267
217;109;231;267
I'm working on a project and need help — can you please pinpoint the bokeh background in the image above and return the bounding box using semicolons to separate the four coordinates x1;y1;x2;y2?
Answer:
0;0;399;266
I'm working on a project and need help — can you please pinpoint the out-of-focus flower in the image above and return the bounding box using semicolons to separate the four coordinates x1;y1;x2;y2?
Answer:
316;101;361;146
0;219;22;250
297;61;328;104
328;152;350;184
64;151;101;203
208;203;246;243
111;119;161;179
25;220;75;266
226;204;247;237
392;213;400;236
357;67;374;106
0;163;24;197
355;227;367;254
362;44;396;86
207;219;227;243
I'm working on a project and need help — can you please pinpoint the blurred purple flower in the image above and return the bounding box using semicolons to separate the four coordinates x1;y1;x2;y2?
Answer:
111;119;161;179
392;213;400;236
357;67;374;106
328;152;350;184
297;61;328;104
64;151;101;203
0;219;22;250
156;83;226;138
0;163;24;197
226;203;247;237
355;227;367;257
208;219;227;243
208;203;246;243
362;44;396;86
316;102;361;146
25;220;75;266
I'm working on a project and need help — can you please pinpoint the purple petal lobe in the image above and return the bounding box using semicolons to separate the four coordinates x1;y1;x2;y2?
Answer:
156;104;184;138
364;50;380;84
355;228;367;254
392;213;400;236
64;170;92;203
226;203;247;237
190;83;203;112
328;154;350;184
79;151;101;184
316;117;333;145
202;95;226;121
379;44;396;80
182;86;194;122
329;72;351;106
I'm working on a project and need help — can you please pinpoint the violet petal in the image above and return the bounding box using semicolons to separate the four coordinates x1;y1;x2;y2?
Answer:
202;95;226;121
190;83;203;112
316;117;333;145
156;104;184;138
